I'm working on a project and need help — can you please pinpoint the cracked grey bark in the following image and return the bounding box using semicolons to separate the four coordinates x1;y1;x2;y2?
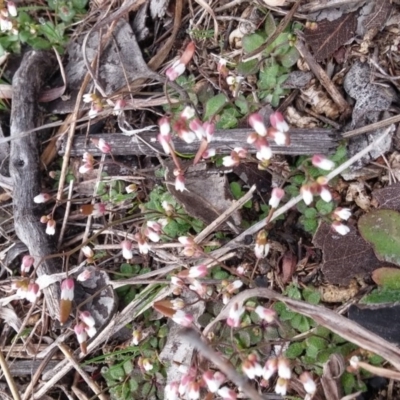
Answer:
9;50;60;320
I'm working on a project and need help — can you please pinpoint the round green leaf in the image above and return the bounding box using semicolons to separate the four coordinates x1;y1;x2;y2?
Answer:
285;342;304;358
204;93;228;121
359;209;400;266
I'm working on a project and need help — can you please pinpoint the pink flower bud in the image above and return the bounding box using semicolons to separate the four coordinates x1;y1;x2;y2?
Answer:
74;322;88;354
269;187;284;208
187;381;200;400
21;255;34;275
79;162;93;174
188;264;208;278
249;113;267;136
255;137;272;161
270;111;289;132
226;303;245;328
300;184;313;205
61;278;74;301
217;386;237;400
26;282;40;303
79;311;95;327
333;207;352;221
233;147;248;158
312;154;335;171
33;193;51;203
319;185;332;202
81;246;94;259
171;310;194;327
300;371;316;394
255;306;276;323
135;233;150;254
203;122;215;142
165;382;179;400
189;118;205;140
7;1;17;17
77;269;92;281
113;98;126;113
145;227;161;242
157;133;173;154
175;174;186;192
92;203;106;216
332;221;350;235
166;61;186;81
268;127;290;146
263;357;278;380
46;219;56;235
226;280;243;293
121;240;133;260
278;357;291;379
202;148;216;159
159;117;171;136
222;152;240;167
242;354;263;379
92;138;111;154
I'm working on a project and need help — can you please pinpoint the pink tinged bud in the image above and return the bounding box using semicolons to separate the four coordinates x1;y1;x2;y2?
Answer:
218;386;237;400
79;311;95;327
165;382;179;400
92;203;106;216
26;282;40;303
255;306;276;323
187;381;200;400
300;372;316;394
132;329;142;345
312;154;335;171
61;278;75;301
189;279;207;297
21;255;34;275
60;278;74;325
142;358;154;372
222;154;239;167
175;174;186;192
178;236;194;246
92;138;111;153
166;61;186;81
319;185;332;202
269;187;284;208
83;93;96;103
249;113;267;136
33;193;51;203
85;325;97;338
188;264;207;278
270;111;289;132
300;185;313;205
178;128;196;144
147;220;162;232
77;269;92;281
170;298;185;310
88;103;103;118
113;98;126;113
145;227;160;242
189;119;205;140
171;276;184;287
74;323;88;354
350;356;359;369
332;221;350;235
81;246;94;259
171;310;193;327
268;127;290;146
46;219;56;235
333;207;352;221
275;378;288;396
247;132;258;144
203;122;215;142
263;357;278;380
226;303;245;328
121;240;133;260
181;106;196;120
226;280;243;293
7;2;17;17
255;137;272;160
242;354;263;379
233;147;248;158
203;371;226;393
157;133;172;154
79;162;93;174
278;357;291;379
202;148;216;159
135;233;150;254
159;117;171;136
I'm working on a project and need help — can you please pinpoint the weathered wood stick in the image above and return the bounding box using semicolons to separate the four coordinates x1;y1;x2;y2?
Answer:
9;51;60;321
59;128;338;157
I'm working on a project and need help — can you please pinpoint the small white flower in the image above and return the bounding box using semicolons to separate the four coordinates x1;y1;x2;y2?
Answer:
332;222;350;235
333;207;352;221
312;154;335;171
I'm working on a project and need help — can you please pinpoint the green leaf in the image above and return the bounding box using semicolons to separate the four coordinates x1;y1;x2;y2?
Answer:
305;345;319;359
204;93;228;121
285;184;299;197
235;330;251;348
216;107;239;129
300;216;318;233
304;208;317;219
315;199;334;215
285;342;304;358
230;182;242;199
71;0;88;9
358;210;400;266
302;287;321;305
361;287;400;304
372;267;400;289
242;33;265;53
264;12;276;36
258;63;280;90
331;144;347;162
236;59;259;75
286;284;302;300
306;336;328;350
109;364;126;380
290;314;310;332
27;36;51;49
163;220;179;238
235;95;249;115
341;372;356;395
280;46;300;68
212;268;230;280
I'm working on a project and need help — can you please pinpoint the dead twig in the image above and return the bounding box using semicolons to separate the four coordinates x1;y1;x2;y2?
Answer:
0;350;20;400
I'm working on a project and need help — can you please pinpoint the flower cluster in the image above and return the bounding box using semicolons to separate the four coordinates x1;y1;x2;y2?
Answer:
0;1;17;34
166;41;195;81
40;215;56;235
13;279;41;303
331;207;352;235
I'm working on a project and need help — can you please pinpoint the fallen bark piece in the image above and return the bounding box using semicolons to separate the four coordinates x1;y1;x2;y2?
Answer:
59;128;338;157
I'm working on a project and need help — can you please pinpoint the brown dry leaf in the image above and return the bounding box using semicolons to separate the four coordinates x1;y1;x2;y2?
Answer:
281;251;297;284
300;83;341;120
321;354;345;400
319;279;359;303
285;106;319;128
303;12;357;61
363;0;393;31
372;181;400;211
313;222;381;285
345;181;371;211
